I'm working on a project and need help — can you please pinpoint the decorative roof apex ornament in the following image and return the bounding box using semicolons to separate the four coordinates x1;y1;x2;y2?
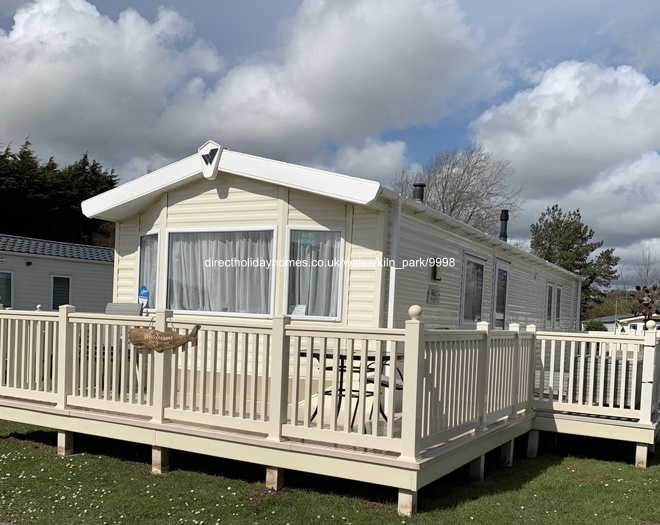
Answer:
198;140;223;180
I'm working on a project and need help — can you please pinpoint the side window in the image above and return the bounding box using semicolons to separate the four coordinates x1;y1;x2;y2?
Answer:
461;256;485;324
138;233;159;309
51;276;71;310
287;229;342;319
492;261;510;328
0;271;13;308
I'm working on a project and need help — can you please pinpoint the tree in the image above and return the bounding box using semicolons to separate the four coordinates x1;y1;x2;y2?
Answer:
391;143;523;235
530;204;619;318
582;319;608;331
633;246;659;287
0;139;117;246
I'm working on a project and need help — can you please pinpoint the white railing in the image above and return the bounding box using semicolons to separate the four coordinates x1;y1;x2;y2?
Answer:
67;312;154;417
1;305;660;460
0;310;59;403
164;317;274;434
532;330;653;419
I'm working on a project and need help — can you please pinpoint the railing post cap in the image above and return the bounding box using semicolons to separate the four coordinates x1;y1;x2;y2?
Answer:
408;305;422;320
58;304;76;313
476;321;490;332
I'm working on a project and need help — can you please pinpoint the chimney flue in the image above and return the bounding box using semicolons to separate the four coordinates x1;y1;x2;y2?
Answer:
412;183;426;204
499;209;509;243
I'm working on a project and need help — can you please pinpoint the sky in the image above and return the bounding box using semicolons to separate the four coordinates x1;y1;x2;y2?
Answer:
1;0;660;282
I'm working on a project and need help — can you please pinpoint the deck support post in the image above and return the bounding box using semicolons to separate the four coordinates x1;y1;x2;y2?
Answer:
397;489;417;517
639;331;657;425
152;446;170;474
509;323;521;419
469;455;485;481
476;322;490;431
500;439;515;467
56;305;76;410
57;431;74;457
636;443;649;468
267;315;291;442
265;466;284;491
527;430;540;458
401;306;425;460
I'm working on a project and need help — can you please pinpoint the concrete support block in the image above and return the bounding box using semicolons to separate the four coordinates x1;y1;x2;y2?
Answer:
469;455;485;481
527;430;540;458
397;489;417;517
266;466;284;491
152;446;170;474
636;443;649;469
500;439;515;467
57;431;74;457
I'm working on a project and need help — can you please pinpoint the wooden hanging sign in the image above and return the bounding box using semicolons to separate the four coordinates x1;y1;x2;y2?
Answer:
129;324;201;352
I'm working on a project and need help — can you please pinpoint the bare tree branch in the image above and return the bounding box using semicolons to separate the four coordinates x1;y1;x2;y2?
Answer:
390;143;524;235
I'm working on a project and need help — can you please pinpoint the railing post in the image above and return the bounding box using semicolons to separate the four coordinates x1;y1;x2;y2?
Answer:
639;331;657;424
401;305;424;461
56;305;75;410
476;321;490;431
509;323;521;419
267;315;291;442
526;324;537;412
152;309;173;423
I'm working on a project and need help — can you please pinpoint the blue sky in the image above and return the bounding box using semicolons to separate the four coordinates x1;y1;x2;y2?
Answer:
2;0;660;280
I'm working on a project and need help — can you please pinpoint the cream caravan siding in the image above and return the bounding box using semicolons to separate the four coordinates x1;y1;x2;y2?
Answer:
166;174;279;229
288;189;346;228
345;205;386;327
0;252;112;312
395;214;493;328
115;217;138;303
393;210;580;330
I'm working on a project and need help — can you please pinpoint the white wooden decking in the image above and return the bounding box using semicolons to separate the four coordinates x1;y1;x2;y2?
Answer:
1;306;660;516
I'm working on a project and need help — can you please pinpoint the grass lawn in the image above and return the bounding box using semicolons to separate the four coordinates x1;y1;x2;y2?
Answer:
1;421;660;524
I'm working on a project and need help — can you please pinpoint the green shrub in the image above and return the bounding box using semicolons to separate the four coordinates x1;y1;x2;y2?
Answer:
583;319;608;331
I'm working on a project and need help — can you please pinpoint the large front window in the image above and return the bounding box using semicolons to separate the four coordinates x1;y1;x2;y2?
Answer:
287;230;342;318
167;230;273;314
0;271;12;308
138;234;158;309
462;256;485;324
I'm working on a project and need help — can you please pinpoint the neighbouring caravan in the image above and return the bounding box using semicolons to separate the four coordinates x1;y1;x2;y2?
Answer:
0;234;113;312
82;140;581;330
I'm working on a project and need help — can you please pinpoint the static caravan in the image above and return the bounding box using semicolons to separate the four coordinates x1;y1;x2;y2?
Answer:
0;234;113;312
82;140;581;330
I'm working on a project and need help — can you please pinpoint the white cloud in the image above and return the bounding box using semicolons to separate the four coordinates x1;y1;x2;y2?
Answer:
0;0;514;181
0;0;220;165
471;60;660;250
327;138;408;182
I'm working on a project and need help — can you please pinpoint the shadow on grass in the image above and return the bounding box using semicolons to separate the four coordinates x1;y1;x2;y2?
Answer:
4;423;658;514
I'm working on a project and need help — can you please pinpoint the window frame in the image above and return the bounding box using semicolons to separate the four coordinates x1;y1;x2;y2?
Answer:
136;230;159;311
164;227;277;318
50;274;71;310
491;260;510;329
460;254;486;326
284;226;345;322
0;270;14;309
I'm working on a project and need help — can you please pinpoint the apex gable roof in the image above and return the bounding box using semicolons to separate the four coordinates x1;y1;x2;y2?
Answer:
82;142;382;222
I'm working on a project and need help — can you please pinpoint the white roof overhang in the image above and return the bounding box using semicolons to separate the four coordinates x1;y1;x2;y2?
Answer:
82;143;383;222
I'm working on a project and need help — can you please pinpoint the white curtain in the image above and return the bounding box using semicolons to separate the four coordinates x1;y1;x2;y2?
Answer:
138;234;158;309
288;230;341;317
167;231;273;314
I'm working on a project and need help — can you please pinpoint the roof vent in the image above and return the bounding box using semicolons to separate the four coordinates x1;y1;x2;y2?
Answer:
412;183;426;204
499;209;509;242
